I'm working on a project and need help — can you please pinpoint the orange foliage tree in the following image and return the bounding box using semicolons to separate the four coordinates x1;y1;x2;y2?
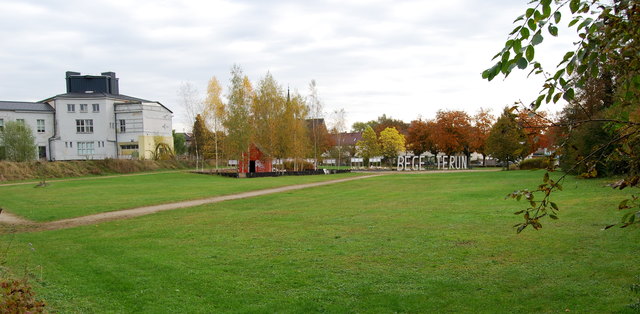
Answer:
406;119;438;156
433;110;473;165
470;108;495;165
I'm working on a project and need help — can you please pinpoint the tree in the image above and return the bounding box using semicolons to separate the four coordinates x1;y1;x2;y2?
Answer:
356;125;380;166
223;65;254;166
484;0;640;230
330;108;347;167
308;80;324;169
177;82;203;131
406;119;437;156
204;76;226;168
172;130;187;156
0;121;37;162
433;110;473;166
373;114;409;135
351;121;373;133
470;109;495;166
191;114;215;160
486;108;528;170
253;72;286;160
379;127;406;167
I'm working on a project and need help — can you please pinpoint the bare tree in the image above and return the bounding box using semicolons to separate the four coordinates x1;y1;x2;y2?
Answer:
177;81;204;169
308;80;324;169
330;108;347;167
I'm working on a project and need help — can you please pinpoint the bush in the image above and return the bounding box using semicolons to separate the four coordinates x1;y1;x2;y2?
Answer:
0;159;197;182
0;278;46;313
518;157;551;170
281;160;315;171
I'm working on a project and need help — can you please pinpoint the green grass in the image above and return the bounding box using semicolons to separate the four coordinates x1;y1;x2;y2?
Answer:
0;172;364;222
1;170;639;312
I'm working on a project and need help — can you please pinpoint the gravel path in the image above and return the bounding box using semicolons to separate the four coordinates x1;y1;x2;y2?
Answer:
0;174;383;232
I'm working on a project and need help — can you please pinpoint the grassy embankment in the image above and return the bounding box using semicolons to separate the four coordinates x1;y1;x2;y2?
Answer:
0;170;639;312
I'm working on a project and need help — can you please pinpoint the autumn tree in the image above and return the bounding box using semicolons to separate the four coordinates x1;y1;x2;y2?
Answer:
191;114;215;160
223;65;254;165
282;91;310;171
486;108;528;170
517;109;551;155
471;109;495;166
253;72;286;160
485;0;640;230
204;76;226;168
373;114;409;135
406;119;438;156
356;125;380;166
379;127;406;167
308;80;325;169
433;110;473;166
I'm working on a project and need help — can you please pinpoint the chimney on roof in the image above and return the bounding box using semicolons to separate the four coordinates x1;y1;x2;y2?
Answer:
101;71;119;95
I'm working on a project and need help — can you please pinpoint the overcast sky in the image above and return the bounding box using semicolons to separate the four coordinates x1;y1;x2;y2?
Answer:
0;0;576;131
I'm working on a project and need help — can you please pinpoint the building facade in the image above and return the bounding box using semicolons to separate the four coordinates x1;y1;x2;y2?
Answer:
0;71;173;161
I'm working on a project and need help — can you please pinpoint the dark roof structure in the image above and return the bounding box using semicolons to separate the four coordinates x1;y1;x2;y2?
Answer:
333;132;363;146
0;101;54;112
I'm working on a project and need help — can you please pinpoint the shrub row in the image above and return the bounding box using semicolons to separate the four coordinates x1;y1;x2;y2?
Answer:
0;159;196;182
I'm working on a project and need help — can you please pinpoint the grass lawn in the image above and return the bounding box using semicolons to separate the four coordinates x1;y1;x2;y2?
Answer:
1;170;639;312
0;172;364;222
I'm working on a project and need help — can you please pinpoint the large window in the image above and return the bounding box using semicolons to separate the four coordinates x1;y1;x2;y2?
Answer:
119;119;126;133
76;119;94;133
79;104;88;112
37;119;45;133
77;142;95;155
67;104;75;112
92;103;100;112
16;119;24;124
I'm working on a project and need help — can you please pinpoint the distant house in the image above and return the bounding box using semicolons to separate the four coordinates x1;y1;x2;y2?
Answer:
0;71;173;161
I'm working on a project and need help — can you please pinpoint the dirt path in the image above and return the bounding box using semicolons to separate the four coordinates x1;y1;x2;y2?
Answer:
0;174;384;232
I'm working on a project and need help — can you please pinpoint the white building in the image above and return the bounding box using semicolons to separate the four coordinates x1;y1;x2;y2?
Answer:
0;71;173;161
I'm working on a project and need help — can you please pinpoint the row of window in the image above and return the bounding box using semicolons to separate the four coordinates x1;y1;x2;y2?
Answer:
0;118;126;135
0;118;46;133
63;141;138;155
67;104;100;113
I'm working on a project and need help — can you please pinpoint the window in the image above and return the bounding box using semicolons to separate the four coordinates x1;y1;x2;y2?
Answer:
79;104;88;112
37;119;45;133
38;146;46;159
76;119;94;133
77;142;94;155
120;144;139;150
67;104;75;112
92;104;100;112
119;119;126;133
0;119;3;131
16;119;25;124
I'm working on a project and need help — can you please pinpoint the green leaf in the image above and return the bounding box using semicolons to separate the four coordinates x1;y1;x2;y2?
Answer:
543;172;549;183
569;0;580;13
554;11;561;24
553;68;565;80
513;14;525;23
526;45;535;62
517;224;527;233
520;27;530;39
553;92;562;103
510;26;522;35
549;214;559;220
516;57;528;69
526;8;535;18
528;19;537;31
563;88;575;101
513;39;522;53
548;25;558;36
531;32;544;46
568;17;580;27
501;51;511;64
550;202;559;210
542;4;551;17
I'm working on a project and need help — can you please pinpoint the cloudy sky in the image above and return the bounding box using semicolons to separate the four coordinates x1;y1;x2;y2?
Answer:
0;0;576;131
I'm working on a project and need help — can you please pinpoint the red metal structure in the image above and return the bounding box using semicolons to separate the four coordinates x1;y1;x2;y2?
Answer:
238;143;273;173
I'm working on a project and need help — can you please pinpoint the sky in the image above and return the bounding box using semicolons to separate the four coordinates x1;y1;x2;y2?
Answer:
0;0;577;132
